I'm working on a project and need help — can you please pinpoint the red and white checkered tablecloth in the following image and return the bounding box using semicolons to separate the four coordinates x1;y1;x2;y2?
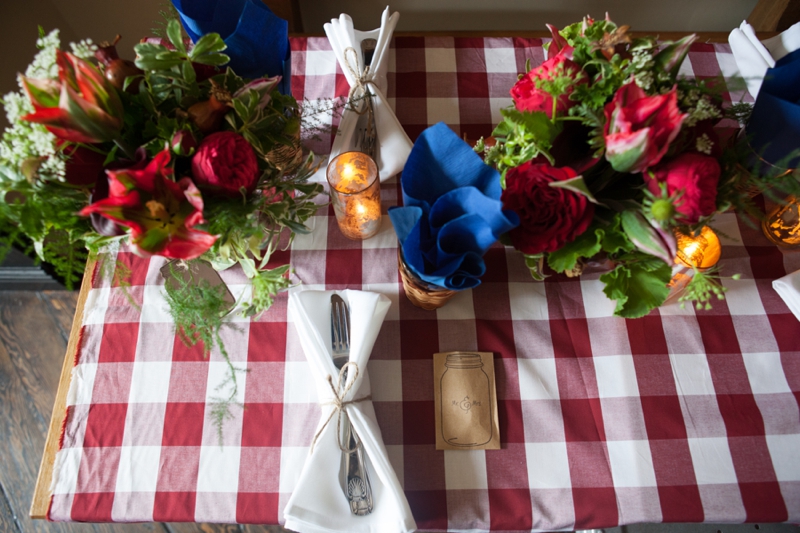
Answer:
48;37;800;531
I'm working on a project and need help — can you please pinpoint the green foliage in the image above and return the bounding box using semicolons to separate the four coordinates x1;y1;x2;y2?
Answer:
679;267;740;310
547;226;603;273
163;260;244;443
600;252;672;318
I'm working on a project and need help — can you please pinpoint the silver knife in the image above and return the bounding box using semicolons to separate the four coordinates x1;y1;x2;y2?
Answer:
330;294;374;515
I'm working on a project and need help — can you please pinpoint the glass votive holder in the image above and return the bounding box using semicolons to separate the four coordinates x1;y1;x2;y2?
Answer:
674;226;721;269
326;151;381;240
762;195;800;248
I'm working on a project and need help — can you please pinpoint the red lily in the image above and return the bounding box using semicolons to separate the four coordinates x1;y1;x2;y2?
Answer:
80;150;217;259
20;50;123;143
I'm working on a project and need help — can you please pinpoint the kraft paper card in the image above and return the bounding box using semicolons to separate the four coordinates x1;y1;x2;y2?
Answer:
433;351;500;450
160;259;235;311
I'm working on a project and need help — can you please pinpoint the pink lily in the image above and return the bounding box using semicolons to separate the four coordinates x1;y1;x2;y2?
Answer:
80;150;217;259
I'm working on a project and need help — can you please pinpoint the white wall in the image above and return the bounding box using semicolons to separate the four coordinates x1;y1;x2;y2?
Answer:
298;0;758;33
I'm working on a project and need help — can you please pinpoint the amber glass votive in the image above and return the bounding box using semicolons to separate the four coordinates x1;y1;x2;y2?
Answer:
674;226;721;269
762;195;800;248
326;152;381;240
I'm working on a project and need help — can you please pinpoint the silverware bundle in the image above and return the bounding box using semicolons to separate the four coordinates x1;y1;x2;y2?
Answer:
356;38;378;163
330;294;374;515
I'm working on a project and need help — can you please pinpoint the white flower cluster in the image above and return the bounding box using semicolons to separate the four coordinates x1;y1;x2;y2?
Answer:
695;133;714;155
24;29;61;80
70;38;97;60
1;29;66;183
680;90;722;127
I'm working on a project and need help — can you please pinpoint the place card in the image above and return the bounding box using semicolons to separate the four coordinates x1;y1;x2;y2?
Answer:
433;351;500;450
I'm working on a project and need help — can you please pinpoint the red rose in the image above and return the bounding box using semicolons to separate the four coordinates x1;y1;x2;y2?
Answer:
501;161;595;255
645;153;720;224
603;81;685;173
191;132;260;196
510;51;586;118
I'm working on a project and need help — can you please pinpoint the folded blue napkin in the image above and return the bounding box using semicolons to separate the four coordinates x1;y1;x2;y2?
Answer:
747;48;800;169
389;122;519;290
171;0;291;93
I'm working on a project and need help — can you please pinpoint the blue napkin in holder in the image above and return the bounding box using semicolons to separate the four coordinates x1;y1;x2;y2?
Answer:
171;0;292;94
389;123;519;290
747;48;800;169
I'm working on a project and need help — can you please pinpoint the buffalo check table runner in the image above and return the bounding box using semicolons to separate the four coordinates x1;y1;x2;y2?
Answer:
47;37;800;530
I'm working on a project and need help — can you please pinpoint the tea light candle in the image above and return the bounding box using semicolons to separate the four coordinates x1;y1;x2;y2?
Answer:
674;226;721;269
762;195;800;248
326;152;381;240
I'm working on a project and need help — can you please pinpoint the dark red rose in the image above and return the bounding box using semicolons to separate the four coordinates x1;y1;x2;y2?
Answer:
645;153;720;224
501;161;595;255
603;81;685;173
59;142;107;187
191;132;260;196
510;51;587;118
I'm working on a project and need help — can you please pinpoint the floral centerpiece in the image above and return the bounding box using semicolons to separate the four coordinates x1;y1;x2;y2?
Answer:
0;16;322;313
480;15;800;318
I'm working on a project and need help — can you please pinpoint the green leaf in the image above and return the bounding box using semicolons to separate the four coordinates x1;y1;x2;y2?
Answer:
524;254;549;281
547;226;603;273
600;213;633;255
548;174;601;204
181;61;196;84
166;19;186;55
600;260;671;318
501;108;558;142
190;33;228;58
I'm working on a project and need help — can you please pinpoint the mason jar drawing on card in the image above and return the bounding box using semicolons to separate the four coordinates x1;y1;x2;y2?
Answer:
440;353;493;447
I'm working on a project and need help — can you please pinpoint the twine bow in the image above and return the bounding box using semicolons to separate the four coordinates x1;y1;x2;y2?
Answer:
310;361;372;453
343;46;374;115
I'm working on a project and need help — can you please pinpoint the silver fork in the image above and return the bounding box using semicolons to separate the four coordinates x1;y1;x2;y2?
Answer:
330;294;374;516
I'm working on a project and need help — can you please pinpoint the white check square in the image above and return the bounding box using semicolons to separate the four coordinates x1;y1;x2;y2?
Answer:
484;47;518;73
427;97;461;125
437;289;476;320
509;282;548;320
581;279;618;318
525;442;572;489
67;362;97;406
444;450;488;490
291;217;328;250
518;358;559;400
368;360;403;401
607;440;657;487
669;353;716;396
767;434;800;481
52;447;82;495
140;285;172;323
594;355;639;399
687;437;737;484
743;353;792;394
723;278;766;316
128;362;172;404
115;446;161;493
425;47;457;72
306;50;338;76
196;446;241;493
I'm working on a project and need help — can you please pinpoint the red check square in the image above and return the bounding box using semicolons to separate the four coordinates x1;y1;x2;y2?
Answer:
83;403;127;447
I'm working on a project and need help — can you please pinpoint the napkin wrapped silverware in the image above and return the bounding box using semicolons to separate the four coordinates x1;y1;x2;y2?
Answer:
773;269;800;322
728;20;800;98
284;290;416;533
310;7;413;183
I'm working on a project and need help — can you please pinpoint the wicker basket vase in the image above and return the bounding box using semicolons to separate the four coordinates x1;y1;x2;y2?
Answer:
397;247;457;310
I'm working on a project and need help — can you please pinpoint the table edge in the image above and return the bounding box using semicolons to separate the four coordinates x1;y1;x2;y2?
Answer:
289;30;779;43
29;255;97;519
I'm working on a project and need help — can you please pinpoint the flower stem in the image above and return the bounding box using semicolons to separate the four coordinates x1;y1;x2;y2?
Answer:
113;137;136;160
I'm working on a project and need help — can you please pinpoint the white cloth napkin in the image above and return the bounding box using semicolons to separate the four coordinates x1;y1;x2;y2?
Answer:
310;7;413;184
773;269;800;322
283;289;417;533
728;20;800;98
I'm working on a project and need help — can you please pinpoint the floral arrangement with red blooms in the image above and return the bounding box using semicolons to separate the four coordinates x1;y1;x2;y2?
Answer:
479;15;799;318
0;20;323;319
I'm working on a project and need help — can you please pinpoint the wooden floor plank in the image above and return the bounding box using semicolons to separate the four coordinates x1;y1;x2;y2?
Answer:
165;524;241;533
0;292;69;429
0;484;19;533
39;292;79;346
239;524;288;532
